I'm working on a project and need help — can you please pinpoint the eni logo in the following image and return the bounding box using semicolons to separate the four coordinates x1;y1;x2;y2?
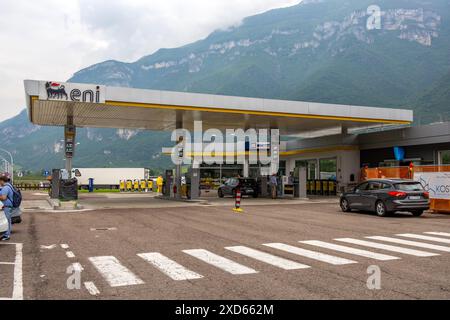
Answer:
45;82;68;100
45;81;102;103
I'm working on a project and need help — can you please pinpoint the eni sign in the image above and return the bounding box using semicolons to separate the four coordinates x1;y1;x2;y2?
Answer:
39;81;106;103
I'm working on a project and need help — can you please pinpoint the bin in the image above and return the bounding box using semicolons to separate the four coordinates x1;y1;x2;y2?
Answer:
328;181;336;196
310;180;316;195
88;178;94;193
119;180;125;192
60;178;78;200
140;180;147;192
126;180;132;192
315;180;322;195
321;180;328;196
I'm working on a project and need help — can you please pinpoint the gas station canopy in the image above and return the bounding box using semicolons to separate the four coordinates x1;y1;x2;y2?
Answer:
24;80;413;134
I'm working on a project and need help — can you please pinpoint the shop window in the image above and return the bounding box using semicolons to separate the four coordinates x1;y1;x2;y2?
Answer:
319;158;337;180
439;150;450;165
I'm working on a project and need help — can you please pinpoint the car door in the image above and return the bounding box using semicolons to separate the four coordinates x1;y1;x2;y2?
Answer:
222;179;232;195
347;182;368;209
363;182;381;210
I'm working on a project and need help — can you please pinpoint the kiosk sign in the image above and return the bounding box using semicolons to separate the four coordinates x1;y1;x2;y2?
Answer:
415;172;450;200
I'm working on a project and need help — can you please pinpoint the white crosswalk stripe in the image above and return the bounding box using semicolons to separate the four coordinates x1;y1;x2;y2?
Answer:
183;249;258;275
137;253;203;281
335;238;439;257
424;232;450;238
300;240;400;261
366;236;450;252
397;234;450;244
88;256;144;287
225;246;310;270
263;243;357;265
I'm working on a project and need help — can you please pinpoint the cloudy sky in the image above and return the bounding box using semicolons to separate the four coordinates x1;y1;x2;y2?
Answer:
0;0;300;122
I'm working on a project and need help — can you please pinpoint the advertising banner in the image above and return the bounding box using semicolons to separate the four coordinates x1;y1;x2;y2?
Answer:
414;172;450;200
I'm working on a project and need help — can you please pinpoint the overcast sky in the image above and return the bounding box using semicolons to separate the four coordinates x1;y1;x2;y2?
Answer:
0;0;300;122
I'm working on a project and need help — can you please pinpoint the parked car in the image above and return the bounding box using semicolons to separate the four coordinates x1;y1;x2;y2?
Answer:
340;179;430;217
0;202;8;237
218;178;258;198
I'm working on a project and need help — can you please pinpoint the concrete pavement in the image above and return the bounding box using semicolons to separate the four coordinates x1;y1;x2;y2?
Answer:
3;192;450;300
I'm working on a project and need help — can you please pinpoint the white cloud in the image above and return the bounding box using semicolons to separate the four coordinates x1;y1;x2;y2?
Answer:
0;0;300;122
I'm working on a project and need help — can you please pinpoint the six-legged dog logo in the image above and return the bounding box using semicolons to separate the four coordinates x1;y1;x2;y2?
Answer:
46;81;68;100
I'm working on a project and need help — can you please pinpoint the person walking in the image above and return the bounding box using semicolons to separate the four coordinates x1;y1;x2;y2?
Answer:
0;175;14;241
156;175;164;195
270;174;278;199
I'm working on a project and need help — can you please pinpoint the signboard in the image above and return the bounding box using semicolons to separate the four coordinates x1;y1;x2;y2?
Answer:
250;142;271;150
65;125;76;158
39;81;105;103
414;172;450;200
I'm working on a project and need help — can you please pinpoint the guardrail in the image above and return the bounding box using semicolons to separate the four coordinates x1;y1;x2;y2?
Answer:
14;183;50;191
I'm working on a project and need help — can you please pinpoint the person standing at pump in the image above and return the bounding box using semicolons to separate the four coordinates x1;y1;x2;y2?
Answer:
0;175;14;241
270;174;278;199
156;175;164;195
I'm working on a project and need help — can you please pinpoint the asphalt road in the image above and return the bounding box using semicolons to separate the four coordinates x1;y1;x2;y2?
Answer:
2;196;450;300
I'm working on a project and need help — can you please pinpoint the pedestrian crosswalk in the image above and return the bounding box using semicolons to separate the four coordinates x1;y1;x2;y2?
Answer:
85;231;450;290
137;252;203;281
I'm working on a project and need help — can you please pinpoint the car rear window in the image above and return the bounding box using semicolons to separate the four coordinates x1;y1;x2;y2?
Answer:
394;182;424;191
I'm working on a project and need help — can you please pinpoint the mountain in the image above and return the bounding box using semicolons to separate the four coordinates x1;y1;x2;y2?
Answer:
3;0;450;172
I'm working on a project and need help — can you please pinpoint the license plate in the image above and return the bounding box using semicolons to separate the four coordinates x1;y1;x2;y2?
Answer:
409;196;421;200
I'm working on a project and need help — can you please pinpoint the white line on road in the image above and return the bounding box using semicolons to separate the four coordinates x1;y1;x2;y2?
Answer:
397;234;450;244
138;253;204;281
66;251;76;258
300;240;400;261
60;244;69;249
263;243;357;265
0;262;15;265
335;238;439;257
366;236;450;252
0;243;23;300
88;256;144;287
183;249;258;275
424;232;450;238
13;243;23;300
72;263;84;272
225;246;311;270
84;282;100;296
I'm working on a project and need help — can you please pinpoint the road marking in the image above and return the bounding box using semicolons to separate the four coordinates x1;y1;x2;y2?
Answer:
397;234;450;244
335;238;439;257
225;246;311;270
72;263;84;272
300;240;400;261
66;251;76;258
0;243;23;300
137;253;203;280
12;243;23;300
263;243;357;265
366;236;450;252
424;232;450;238
183;249;258;275
88;256;144;287
0;262;15;265
61;244;69;249
84;281;100;296
40;244;57;250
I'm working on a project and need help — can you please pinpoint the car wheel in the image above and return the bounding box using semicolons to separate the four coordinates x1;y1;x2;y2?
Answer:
375;201;389;217
218;189;224;198
340;198;351;212
412;210;424;217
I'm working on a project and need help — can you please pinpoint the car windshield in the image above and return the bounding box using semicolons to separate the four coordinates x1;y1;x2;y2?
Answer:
394;182;424;192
